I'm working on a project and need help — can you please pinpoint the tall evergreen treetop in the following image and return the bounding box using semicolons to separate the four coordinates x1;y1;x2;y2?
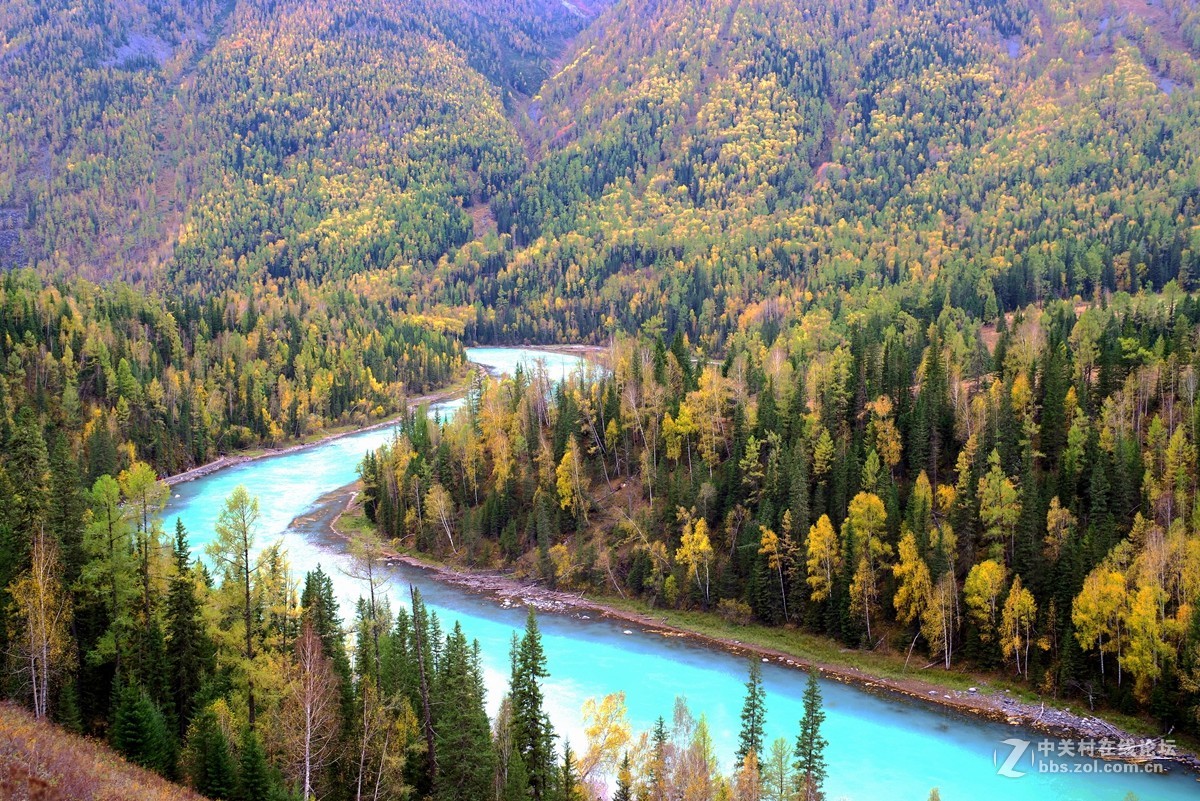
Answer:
737;659;766;763
794;670;828;800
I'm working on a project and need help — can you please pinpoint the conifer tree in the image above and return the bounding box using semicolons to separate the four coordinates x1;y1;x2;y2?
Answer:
511;609;555;801
613;752;633;801
111;683;173;777
188;709;237;800
236;726;275;801
434;623;496;801
166;519;212;739
793;670;827;801
737;659;766;763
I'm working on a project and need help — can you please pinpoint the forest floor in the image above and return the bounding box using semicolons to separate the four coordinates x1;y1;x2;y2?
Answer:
322;489;1200;776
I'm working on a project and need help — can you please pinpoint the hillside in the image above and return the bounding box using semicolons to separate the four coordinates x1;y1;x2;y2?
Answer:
0;702;202;801
437;0;1200;344
0;0;610;282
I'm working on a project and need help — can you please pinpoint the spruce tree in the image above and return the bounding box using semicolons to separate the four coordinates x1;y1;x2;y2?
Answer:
235;726;275;801
613;752;633;801
166;519;212;738
111;683;173;776
502;749;530;801
649;716;668;797
189;709;236;800
557;740;583;801
793;670;828;801
47;430;86;584
433;623;496;801
737;659;766;763
511;609;554;801
301;566;353;718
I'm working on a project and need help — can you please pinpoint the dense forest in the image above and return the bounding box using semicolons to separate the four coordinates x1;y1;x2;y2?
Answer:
0;449;837;801
4;0;1200;796
360;296;1200;739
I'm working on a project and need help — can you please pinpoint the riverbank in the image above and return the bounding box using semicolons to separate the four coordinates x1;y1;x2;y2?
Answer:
165;385;450;486
166;345;609;486
165;357;491;486
318;486;1200;777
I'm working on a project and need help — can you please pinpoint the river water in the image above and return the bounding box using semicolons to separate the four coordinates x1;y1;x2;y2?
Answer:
165;347;1198;800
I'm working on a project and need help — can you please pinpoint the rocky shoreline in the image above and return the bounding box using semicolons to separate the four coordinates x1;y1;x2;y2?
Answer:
317;485;1200;778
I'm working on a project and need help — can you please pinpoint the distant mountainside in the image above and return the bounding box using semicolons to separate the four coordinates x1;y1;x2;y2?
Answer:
444;0;1200;344
3;0;1199;349
0;0;610;284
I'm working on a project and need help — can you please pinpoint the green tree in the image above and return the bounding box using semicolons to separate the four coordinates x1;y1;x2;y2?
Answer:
111;683;173;777
793;670;827;801
166;519;212;738
81;474;136;678
235;726;276;801
206;486;262;725
434;623;496;801
511;610;555;801
978;450;1020;563
188;709;237;799
737;659;766;763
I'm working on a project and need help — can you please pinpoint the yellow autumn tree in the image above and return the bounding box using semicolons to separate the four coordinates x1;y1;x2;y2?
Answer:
1000;575;1037;676
758;527;790;621
1072;563;1128;680
805;515;839;603
676;514;714;606
845;492;890;641
964;559;1007;643
556;435;589;522
8;526;73;720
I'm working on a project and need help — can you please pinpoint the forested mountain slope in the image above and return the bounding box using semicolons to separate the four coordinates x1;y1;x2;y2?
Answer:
439;0;1200;344
0;0;610;470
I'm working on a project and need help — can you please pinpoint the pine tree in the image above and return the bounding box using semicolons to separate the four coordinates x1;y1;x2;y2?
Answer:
188;709;237;800
501;748;530;801
793;670;827;800
111;683;173;777
434;623;496;801
47;431;86;585
511;609;555;801
648;715;668;801
737;659;766;763
557;740;583;801
7;406;50;550
166;519;212;738
301;566;353;720
236;726;275;801
613;752;633;801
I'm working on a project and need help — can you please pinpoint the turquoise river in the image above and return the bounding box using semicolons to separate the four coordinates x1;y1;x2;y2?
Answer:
166;347;1199;801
